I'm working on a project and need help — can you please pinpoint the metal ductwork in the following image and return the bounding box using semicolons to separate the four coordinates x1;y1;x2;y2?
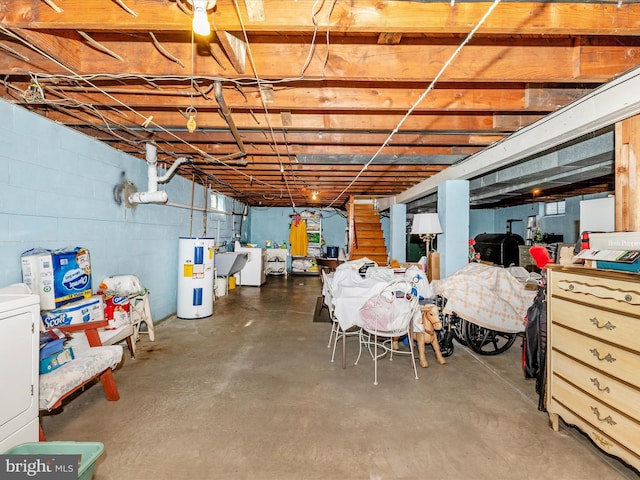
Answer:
214;80;247;167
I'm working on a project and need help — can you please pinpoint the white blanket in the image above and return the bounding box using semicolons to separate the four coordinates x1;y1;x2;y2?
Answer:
431;263;536;333
329;268;388;330
327;267;423;332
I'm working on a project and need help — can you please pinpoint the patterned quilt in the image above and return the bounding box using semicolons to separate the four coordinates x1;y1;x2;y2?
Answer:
431;263;537;333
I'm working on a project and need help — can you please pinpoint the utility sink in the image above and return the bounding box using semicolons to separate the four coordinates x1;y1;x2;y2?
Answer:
215;252;249;277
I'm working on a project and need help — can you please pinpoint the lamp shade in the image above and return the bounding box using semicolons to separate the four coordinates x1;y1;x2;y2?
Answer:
411;213;442;235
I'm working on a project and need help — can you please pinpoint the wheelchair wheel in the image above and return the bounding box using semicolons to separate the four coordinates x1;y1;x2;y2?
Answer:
436;328;454;357
450;314;468;346
464;321;517;356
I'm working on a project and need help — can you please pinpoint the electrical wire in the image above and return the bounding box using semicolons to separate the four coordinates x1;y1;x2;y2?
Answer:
0;25;282;194
327;0;504;208
299;0;325;78
231;0;300;210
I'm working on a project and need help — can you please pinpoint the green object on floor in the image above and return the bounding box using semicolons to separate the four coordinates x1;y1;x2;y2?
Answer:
6;441;104;480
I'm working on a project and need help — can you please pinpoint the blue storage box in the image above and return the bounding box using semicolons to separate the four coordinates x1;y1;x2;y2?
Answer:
596;260;640;273
39;347;74;374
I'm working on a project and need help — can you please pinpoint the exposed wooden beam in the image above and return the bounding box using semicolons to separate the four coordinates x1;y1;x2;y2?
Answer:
47;109;535;131
215;31;246;73
4;33;638;81
28;82;592;113
3;1;640;36
6;28;82;71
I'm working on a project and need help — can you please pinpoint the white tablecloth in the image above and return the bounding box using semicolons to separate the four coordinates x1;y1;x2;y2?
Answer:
328;268;388;330
325;265;425;332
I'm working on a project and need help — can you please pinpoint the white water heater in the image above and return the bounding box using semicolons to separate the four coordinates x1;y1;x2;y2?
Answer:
177;237;215;319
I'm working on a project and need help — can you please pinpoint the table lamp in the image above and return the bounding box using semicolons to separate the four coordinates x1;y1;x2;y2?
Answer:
411;213;442;257
411;212;443;255
411;213;442;281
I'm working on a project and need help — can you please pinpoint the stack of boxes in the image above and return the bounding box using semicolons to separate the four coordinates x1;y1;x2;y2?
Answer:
21;247;105;373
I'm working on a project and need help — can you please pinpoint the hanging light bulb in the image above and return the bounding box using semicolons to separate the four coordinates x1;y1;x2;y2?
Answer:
186;106;197;133
192;0;212;36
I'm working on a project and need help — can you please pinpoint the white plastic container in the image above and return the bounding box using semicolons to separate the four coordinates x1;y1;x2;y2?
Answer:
214;276;228;297
177;238;215;319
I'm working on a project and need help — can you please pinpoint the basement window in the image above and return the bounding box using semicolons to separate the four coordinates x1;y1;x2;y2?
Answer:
210;193;219;210
545;200;565;216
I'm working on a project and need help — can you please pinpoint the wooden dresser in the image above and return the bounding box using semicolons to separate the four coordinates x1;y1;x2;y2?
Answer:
547;266;640;470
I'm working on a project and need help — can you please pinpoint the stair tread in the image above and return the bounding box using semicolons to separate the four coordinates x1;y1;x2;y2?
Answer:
349;196;387;265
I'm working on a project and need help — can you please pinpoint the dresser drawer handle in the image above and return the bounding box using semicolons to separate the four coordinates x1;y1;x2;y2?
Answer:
590;348;616;363
591;406;617;426
593;433;613;450
589;317;616;331
557;279;640;305
590;377;611;393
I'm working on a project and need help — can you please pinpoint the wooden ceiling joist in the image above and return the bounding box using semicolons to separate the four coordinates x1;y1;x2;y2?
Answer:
0;0;634;208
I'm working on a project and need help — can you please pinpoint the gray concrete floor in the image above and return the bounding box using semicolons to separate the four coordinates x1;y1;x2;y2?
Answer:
41;275;639;479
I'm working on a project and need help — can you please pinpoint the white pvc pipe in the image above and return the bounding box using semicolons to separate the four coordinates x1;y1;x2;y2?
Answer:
128;143;189;205
130;190;168;204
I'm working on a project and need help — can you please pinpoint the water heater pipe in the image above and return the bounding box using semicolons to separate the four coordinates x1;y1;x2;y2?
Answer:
128;143;191;204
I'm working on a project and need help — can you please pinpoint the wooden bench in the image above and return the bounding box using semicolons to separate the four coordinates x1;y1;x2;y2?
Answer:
39;320;123;440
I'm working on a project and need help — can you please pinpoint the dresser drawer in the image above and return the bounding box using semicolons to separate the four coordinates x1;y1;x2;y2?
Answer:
551;324;640;390
550;270;640;317
548;398;640;471
552;375;640;456
550;297;640;352
552;352;640;420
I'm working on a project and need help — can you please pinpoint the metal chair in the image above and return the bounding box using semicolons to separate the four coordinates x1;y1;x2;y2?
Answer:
321;269;361;367
355;278;420;385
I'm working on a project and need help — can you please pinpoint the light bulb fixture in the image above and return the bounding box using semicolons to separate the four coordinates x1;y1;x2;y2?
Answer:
312;191;319;200
191;0;215;36
186;106;197;133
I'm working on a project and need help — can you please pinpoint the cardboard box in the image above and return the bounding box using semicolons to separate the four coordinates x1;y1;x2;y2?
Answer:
21;247;92;310
39;347;75;374
41;295;104;330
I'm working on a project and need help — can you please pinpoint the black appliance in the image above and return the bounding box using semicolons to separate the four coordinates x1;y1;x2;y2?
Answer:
474;233;525;267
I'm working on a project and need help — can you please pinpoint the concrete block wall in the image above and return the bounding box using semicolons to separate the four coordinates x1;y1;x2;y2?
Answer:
0;100;238;320
248;207;350;255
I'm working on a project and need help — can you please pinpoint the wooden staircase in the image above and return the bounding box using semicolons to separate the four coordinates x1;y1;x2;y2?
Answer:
347;196;388;266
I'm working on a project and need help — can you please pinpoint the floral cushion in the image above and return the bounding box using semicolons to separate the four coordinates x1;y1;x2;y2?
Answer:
39;345;123;411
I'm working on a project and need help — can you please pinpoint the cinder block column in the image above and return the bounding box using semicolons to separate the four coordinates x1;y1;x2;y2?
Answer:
389;203;407;264
438;180;469;278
